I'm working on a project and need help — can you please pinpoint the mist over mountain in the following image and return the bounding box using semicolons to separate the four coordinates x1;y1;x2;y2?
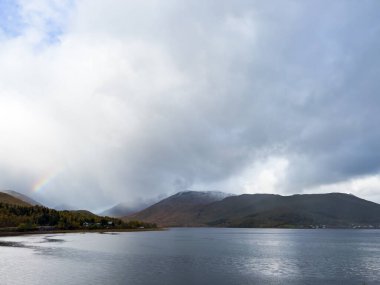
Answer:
100;202;150;218
102;191;231;218
0;192;32;207
1;190;42;206
53;204;78;211
128;191;233;226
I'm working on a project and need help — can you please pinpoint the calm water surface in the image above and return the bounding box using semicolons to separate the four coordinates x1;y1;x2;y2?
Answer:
0;228;379;285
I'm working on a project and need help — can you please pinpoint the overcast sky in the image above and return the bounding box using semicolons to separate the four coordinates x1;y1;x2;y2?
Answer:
1;0;380;211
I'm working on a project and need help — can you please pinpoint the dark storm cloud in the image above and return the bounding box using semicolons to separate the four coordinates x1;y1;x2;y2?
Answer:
1;0;380;208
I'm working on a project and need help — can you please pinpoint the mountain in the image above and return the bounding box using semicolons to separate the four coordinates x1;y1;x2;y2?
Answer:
0;192;32;207
2;190;42;206
197;193;380;227
71;210;98;217
100;202;151;217
54;204;78;211
127;191;233;226
129;192;380;228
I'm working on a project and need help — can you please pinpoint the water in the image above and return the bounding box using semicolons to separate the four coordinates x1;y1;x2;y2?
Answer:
0;228;379;285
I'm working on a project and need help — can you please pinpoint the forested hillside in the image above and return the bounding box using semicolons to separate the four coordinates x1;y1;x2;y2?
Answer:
0;203;156;231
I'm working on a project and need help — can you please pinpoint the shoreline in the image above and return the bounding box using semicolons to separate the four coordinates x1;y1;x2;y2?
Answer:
1;226;376;237
0;228;164;237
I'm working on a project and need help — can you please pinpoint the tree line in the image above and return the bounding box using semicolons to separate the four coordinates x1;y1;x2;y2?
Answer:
0;203;156;231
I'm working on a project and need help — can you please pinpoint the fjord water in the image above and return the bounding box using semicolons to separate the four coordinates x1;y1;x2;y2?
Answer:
0;228;379;285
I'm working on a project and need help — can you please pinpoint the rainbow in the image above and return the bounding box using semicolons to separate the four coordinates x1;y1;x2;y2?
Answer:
32;169;62;193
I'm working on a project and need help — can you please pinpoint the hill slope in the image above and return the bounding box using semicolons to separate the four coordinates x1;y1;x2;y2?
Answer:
101;202;150;217
130;192;380;228
0;192;32;207
2;190;42;206
127;191;233;226
0;200;156;230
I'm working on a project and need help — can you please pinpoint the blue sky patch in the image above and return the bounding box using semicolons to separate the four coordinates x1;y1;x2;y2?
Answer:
0;0;25;37
0;0;74;45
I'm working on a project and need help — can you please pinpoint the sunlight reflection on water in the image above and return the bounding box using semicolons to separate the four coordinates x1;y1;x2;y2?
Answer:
0;229;379;285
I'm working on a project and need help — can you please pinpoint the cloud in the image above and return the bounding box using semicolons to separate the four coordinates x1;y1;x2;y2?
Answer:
304;175;380;204
0;1;380;209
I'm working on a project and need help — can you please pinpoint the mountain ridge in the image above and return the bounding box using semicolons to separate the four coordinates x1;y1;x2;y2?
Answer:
128;191;380;228
103;191;232;218
1;190;42;206
0;192;32;207
127;190;233;226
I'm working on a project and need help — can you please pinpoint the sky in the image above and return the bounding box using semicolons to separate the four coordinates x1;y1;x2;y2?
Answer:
1;0;380;211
